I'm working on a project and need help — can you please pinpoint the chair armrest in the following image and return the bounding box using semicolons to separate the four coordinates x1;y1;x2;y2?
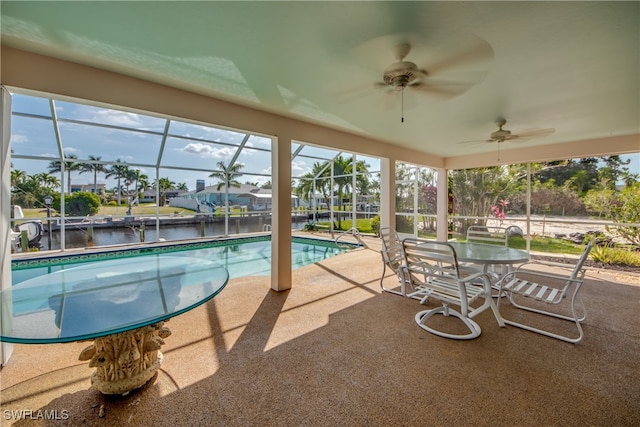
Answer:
500;268;582;285
459;271;493;293
515;259;585;272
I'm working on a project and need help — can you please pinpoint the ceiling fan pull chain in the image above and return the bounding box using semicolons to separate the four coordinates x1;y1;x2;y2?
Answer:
401;89;404;123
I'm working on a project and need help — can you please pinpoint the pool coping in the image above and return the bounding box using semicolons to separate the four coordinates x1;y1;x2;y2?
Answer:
11;232;361;270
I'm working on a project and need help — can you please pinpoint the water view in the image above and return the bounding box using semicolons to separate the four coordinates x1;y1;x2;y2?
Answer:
39;219;309;251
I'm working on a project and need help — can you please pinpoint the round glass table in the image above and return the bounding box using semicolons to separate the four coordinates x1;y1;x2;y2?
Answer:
447;242;529;268
1;254;229;394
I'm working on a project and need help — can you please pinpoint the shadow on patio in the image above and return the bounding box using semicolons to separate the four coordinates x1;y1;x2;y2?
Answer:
1;236;639;426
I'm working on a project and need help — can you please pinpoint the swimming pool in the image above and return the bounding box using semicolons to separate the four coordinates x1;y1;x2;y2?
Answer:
11;235;358;285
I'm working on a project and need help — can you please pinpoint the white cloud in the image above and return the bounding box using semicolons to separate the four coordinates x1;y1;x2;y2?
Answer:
10;134;28;144
92;109;144;128
182;142;236;159
253;175;271;186
292;160;308;175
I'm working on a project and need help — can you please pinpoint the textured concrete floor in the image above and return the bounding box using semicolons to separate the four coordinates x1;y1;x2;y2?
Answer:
1;234;639;426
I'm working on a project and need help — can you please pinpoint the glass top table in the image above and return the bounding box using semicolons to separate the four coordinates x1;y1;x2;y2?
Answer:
1;254;229;394
447;242;529;267
1;254;228;344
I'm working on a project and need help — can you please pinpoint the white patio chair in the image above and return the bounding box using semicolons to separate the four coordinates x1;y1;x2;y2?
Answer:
400;238;505;340
379;227;413;297
463;225;519;283
496;241;594;343
466;225;509;246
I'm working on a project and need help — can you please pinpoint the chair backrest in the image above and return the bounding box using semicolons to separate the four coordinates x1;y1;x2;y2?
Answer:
401;238;460;279
570;241;594;280
466;225;508;246
379;227;403;271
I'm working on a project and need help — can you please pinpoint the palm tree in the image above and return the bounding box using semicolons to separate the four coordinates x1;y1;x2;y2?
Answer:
79;155;108;196
209;161;244;235
105;160;129;205
123;168;139;214
134;171;150;205
295;161;331;209
156;177;176;206
332;156;353;229
176;182;189;192
10;169;27;190
34;172;60;191
209;161;244;203
48;153;80;194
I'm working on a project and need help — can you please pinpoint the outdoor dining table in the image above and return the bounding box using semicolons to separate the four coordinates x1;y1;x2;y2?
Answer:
447;241;530;278
0;254;229;394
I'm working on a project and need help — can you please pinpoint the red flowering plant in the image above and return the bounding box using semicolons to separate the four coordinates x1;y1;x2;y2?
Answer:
490;199;509;226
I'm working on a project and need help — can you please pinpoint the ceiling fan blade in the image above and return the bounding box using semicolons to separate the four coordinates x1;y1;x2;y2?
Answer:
420;36;494;76
410;80;474;98
382;90;400;110
456;138;490;145
332;81;387;103
351;32;424;72
392;43;412;61
513;128;556;139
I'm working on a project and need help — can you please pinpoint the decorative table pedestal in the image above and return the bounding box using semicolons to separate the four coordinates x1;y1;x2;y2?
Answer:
78;322;172;395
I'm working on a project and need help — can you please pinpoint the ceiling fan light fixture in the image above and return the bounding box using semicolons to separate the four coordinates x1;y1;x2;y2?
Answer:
383;61;420;89
391;75;410;90
490;129;511;142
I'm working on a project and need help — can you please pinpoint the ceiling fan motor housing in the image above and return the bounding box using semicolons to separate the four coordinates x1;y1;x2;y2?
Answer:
383;61;421;90
491;129;512;142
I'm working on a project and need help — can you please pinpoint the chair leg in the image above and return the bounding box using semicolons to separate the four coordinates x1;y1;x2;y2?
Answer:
381;267;425;301
415;305;482;340
488;298;506;328
380;264;405;296
499;292;585;343
502;318;584;344
379;262;387;290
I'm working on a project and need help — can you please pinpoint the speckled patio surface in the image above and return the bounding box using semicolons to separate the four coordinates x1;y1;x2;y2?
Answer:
2;234;639;426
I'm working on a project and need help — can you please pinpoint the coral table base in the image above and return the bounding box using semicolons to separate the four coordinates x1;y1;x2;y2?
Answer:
78;322;171;395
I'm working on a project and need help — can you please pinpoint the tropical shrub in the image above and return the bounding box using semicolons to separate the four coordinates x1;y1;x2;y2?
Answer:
590;245;640;267
607;183;640;246
370;215;380;235
55;192;101;217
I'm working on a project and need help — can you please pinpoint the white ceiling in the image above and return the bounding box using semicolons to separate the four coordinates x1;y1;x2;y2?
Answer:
1;1;639;161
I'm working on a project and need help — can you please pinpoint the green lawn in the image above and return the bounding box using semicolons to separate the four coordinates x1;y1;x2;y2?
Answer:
20;204;194;219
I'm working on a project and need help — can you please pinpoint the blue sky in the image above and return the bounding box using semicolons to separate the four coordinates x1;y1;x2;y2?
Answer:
9;92;637;192
10;93;384;191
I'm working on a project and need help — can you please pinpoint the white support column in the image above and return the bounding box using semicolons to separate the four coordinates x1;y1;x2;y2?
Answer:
271;135;292;291
380;157;396;230
1;86;14;364
526;163;531;252
436;168;449;241
413;167;419;236
352;153;357;226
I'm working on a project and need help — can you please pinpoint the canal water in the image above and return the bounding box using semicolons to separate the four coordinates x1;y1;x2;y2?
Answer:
38;219;309;251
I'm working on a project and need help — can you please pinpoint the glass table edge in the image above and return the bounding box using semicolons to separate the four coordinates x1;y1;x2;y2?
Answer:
0;272;229;344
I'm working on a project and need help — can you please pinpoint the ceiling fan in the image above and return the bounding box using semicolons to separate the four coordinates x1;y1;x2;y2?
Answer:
376;43;476;122
380;43;428;92
458;118;556;161
459;118;555;144
345;33;494;123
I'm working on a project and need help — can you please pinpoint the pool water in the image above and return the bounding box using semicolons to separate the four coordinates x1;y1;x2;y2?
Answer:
11;236;356;286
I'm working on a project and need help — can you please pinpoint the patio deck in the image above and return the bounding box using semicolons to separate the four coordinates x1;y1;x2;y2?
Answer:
1;235;639;426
